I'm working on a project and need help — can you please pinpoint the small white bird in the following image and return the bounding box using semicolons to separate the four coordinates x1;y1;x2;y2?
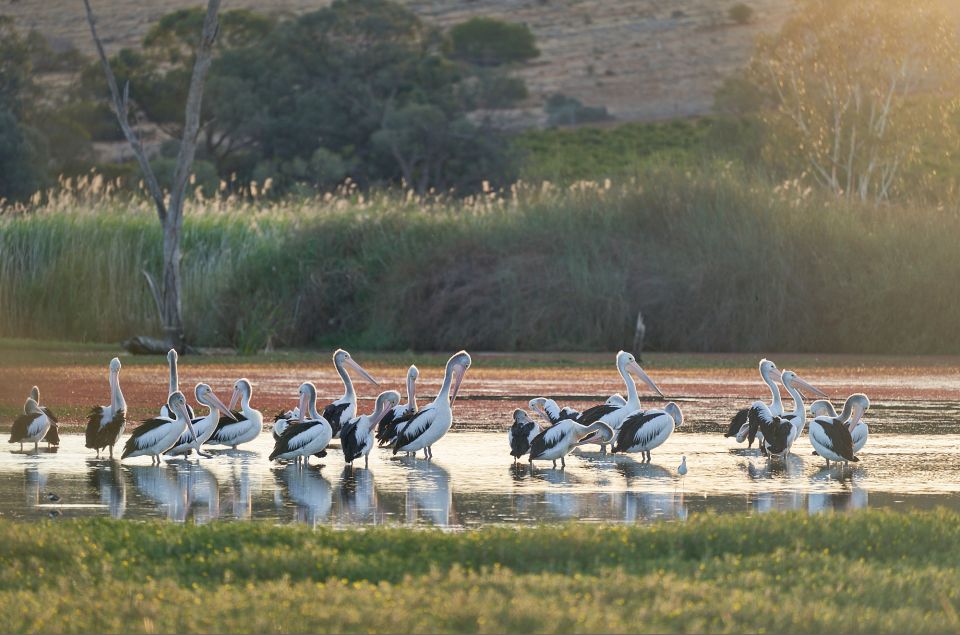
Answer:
677;455;688;477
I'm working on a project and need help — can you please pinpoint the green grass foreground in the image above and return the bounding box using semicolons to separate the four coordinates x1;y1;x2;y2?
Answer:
3;511;960;633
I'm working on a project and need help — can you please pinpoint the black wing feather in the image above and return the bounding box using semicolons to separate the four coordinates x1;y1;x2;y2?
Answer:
340;420;362;462
391;407;434;454
576;404;618;425
85;407;126;450
725;408;749;438
121;417;172;458
321;402;349;436
509;420;536;458
612;411;660;452
9;413;41;443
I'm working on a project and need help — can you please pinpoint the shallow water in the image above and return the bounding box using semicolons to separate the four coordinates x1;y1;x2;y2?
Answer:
3;432;958;527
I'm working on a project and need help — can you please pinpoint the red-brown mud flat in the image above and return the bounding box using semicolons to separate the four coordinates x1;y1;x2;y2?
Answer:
3;351;959;434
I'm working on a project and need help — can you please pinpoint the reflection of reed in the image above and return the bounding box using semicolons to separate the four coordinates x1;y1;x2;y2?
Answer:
275;464;332;527
87;459;126;519
336;466;380;525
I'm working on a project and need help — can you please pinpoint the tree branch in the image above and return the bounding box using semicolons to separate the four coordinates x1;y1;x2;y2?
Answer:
82;0;167;223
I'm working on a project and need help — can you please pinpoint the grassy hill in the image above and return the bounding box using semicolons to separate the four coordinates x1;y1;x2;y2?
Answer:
4;0;797;125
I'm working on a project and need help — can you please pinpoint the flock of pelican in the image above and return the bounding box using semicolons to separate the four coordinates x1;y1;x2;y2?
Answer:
9;349;868;474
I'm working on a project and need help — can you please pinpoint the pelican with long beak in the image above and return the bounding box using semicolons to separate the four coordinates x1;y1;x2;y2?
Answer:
320;349;380;438
811;395;870;454
270;382;334;466
121;392;198;464
528;398;580;426
725;359;782;450
85;357;127;458
165;383;236;458
205;379;263;449
809;394;869;466
341;390;402;467
574;351;665;451
160;349;195;420
376;365;420;447
749;370;827;457
392;351;471;460
528;419;615;469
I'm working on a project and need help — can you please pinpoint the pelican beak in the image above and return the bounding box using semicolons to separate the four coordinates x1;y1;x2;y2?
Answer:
794;376;828;398
769;367;783;382
209;391;237;421
229;387;241;411
176;402;198;445
449;363;468;406
627;361;665;398
345;358;380;386
850;406;865;429
297;391;310;422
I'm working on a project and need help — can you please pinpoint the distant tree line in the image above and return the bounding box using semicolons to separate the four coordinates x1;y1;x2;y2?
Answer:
0;0;541;201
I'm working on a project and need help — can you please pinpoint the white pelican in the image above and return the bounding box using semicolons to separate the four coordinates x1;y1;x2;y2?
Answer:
165;383;236;457
270;382;334;465
122;391;198;464
574;351;665;452
724;359;782;450
25;387;60;448
320;349;380;438
528;419;614;468
85;357;127;458
508;408;541;462
160;349;195;420
341;390;401;467
749;370;825;457
809;394;869;466
529;398;580;425
811;395;870;453
9;398;51;452
611;402;683;461
392;351;471;460
206;378;263;449
376;365;420;447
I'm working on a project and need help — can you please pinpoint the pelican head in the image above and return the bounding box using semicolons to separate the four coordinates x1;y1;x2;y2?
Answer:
845;393;870;427
334;349;380;386
513;408;535;426
809;399;837;418
605;394;626;406
109;357;122;373
23;398;41;415
445;350;472;406
780;370;828;398
195;383;236;420
577;421;614;444
616;350;665;398
167;390;198;442
408;365;419;382
30;386;40;402
373;390;402;422
297;382;318;421
229;378;253;410
759;358;782;382
167;348;178;364
664;402;683;426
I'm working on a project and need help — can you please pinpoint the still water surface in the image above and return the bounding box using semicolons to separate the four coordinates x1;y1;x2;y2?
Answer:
3;432;957;527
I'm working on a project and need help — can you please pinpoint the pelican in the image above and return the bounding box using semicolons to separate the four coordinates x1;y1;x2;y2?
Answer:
205;379;263;449
270;382;334;465
9;398;51;452
528;419;614;468
529;398;580;425
809;394;869;466
392;351;471;460
341;390;401;467
320;349;380;438
748;370;825;457
85;357;127;458
508;408;541;462
159;349;195;420
574;351;665;452
811;395;870;453
611;402;683;461
165;383;236;457
376;365;420;447
725;359;782;449
122;391;198;464
24;387;60;448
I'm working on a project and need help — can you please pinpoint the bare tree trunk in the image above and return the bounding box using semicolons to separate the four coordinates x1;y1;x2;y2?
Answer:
83;0;220;351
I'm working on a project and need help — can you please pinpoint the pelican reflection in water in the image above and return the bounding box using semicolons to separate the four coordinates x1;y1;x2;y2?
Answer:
88;459;126;519
336;466;381;524
276;463;332;526
402;458;452;526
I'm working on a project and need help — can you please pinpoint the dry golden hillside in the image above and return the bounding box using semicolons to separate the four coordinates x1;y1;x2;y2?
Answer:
4;0;799;124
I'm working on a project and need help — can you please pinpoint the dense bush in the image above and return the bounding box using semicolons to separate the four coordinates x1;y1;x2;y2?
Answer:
448;17;540;66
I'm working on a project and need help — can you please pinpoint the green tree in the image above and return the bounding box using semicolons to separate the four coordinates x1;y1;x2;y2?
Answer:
449;17;539;67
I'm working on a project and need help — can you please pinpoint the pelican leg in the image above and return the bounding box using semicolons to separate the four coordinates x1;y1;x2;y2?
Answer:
600;443;607;455
552;459;557;469
560;456;566;470
304;455;310;467
364;454;369;469
109;446;114;459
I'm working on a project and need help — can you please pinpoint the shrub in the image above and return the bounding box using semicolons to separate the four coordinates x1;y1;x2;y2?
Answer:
449;17;540;66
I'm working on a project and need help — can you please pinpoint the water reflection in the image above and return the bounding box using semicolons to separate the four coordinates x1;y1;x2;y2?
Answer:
0;433;958;526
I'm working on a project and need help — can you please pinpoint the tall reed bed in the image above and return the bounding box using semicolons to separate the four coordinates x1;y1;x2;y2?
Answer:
2;166;959;353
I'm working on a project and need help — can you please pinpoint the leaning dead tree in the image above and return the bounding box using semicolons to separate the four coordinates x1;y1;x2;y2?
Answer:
83;0;221;351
